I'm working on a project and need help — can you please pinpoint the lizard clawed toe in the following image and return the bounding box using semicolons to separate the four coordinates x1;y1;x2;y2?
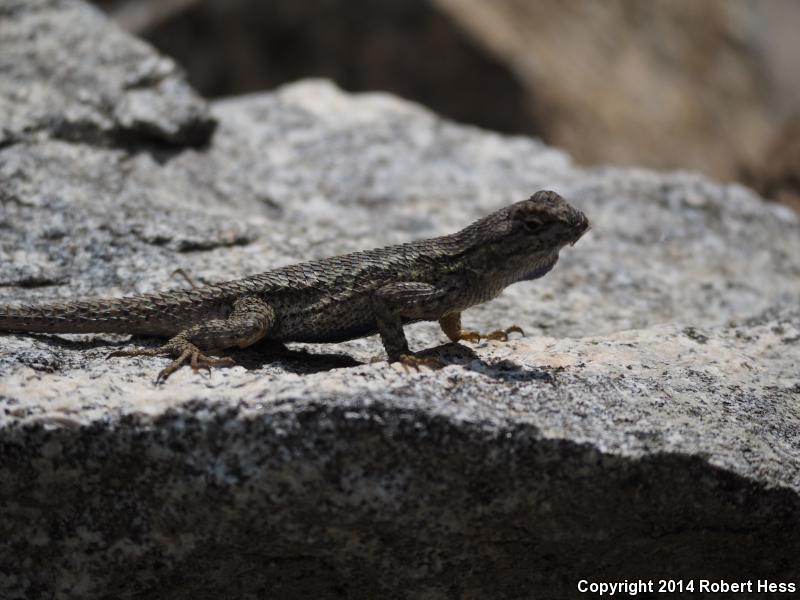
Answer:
108;341;235;383
193;354;235;373
156;347;194;383
459;325;524;343
459;330;482;343
190;349;233;372
106;347;161;359
485;325;525;342
156;350;234;383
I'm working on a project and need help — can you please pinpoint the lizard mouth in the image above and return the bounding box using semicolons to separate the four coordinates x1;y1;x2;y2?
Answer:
569;216;590;246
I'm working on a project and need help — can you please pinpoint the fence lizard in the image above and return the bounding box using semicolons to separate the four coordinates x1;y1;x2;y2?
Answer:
0;191;589;381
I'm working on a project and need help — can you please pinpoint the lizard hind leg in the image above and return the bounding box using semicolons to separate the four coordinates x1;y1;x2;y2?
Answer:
107;296;275;383
108;337;235;383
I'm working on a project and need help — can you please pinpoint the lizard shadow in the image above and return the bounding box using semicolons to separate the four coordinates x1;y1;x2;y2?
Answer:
234;340;361;374
475;357;558;384
239;341;555;381
399;342;556;383
230;341;479;376
18;334;358;376
19;336;550;381
18;333;134;353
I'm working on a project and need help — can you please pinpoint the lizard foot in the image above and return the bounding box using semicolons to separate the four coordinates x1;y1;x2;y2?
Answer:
108;341;234;383
485;325;525;342
397;353;443;371
156;348;234;383
459;330;482;343
460;325;525;343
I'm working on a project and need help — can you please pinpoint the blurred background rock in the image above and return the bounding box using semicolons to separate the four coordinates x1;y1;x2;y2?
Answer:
92;0;800;211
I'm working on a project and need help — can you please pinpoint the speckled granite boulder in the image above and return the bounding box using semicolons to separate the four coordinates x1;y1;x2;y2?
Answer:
0;0;215;147
1;3;800;599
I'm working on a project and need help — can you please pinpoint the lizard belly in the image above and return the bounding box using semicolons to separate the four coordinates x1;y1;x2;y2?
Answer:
271;295;379;343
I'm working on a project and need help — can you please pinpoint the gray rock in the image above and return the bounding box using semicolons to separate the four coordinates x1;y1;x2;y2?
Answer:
0;0;215;146
1;4;799;599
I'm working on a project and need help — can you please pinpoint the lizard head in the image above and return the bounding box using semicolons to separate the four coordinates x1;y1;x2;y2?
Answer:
478;190;589;282
509;190;589;250
456;190;589;281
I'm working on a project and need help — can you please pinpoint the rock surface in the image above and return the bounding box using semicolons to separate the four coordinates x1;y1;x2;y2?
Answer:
1;2;800;599
93;0;800;206
0;0;215;147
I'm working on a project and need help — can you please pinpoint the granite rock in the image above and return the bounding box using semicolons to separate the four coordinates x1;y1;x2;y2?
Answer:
1;3;800;599
0;0;215;147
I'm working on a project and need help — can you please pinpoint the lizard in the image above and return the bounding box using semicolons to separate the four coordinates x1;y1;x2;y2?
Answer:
0;190;589;382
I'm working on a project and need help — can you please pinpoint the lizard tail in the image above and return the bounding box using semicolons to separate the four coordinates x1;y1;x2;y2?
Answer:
0;290;215;336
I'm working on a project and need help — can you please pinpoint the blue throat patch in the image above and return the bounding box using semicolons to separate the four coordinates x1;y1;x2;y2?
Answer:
519;257;558;281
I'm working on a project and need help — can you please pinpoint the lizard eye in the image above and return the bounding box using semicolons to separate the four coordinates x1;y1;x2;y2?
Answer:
521;217;543;232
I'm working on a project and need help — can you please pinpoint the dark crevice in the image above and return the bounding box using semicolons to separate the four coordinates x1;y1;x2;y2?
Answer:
96;0;541;137
0;277;65;289
5;122;217;164
53;121;217;158
0;136;19;152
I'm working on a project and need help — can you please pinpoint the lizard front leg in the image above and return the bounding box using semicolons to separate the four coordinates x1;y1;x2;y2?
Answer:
439;312;524;343
109;296;275;382
372;281;460;368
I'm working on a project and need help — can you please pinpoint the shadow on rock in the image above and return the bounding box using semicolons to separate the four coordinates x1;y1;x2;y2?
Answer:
409;342;557;383
237;339;362;374
23;334;554;381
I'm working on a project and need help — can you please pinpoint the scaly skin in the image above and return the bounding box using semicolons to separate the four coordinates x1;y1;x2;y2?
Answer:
0;190;589;381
